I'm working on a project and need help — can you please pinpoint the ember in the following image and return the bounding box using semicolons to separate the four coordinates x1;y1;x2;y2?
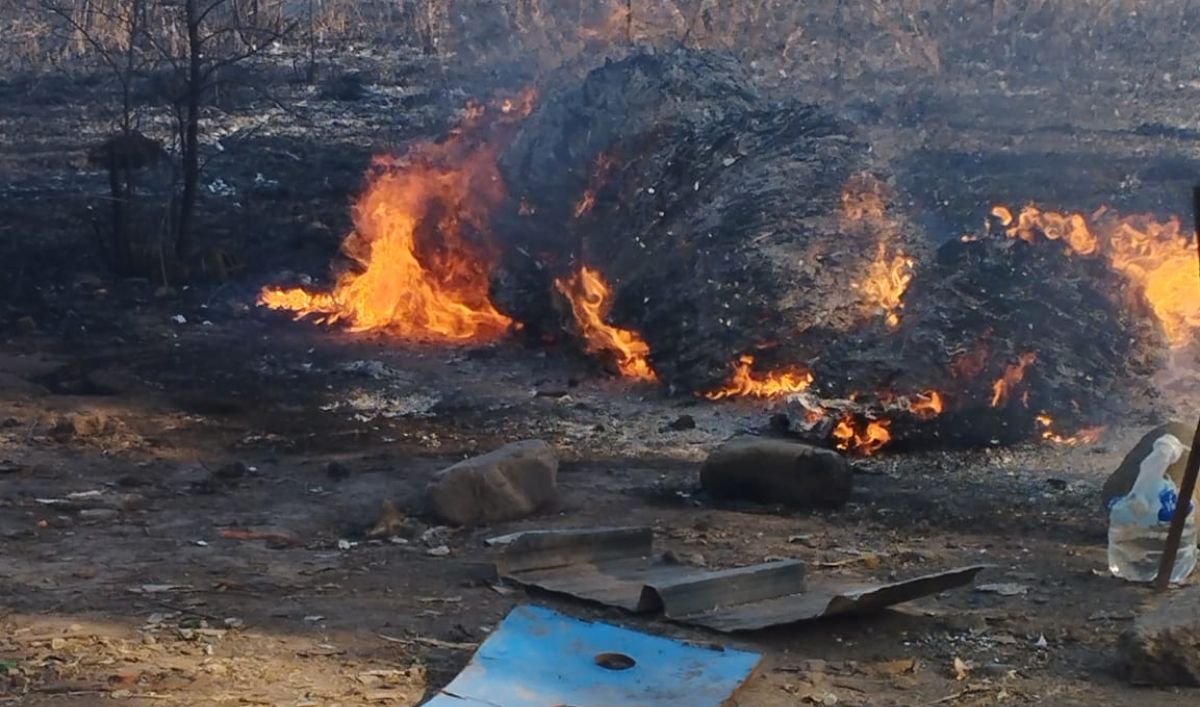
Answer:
1035;413;1105;446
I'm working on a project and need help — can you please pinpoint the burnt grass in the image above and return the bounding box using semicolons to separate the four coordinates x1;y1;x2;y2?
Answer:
3;23;1200;707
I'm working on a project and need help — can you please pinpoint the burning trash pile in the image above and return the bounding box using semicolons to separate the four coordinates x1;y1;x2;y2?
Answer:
260;49;1197;454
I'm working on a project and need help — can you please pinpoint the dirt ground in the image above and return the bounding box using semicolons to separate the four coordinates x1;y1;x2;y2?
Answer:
5;20;1200;707
0;288;1196;707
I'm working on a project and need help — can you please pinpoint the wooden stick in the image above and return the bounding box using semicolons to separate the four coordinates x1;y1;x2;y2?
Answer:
1153;186;1200;591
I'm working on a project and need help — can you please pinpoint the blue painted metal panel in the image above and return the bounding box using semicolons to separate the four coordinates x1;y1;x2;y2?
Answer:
423;605;761;706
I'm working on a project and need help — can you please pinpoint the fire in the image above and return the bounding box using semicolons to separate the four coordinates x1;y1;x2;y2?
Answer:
572;153;616;219
258;90;536;341
703;354;814;400
1035;413;1104;446
555;266;656;380
993;204;1200;346
832;415;892;455
908;390;944;419
573;190;596;218
990;351;1037;407
860;243;915;328
842;173;914;327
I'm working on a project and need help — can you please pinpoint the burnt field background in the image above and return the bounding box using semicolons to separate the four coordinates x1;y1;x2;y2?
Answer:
3;1;1200;705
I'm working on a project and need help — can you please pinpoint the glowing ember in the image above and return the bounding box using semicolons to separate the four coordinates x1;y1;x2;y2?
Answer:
258;90;536;341
832;415;892;455
1035;413;1104;446
994;204;1200;346
573;190;596;218
572;153;616;219
843;173;914;327
555;266;657;381
703;354;814;400
990;351;1037;407
907;390;945;419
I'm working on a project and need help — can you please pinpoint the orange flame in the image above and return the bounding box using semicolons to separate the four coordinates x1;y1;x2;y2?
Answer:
994;204;1200;346
908;390;944;419
990;351;1037;407
555;266;656;380
703;354;814;400
1035;413;1104;446
860;243;914;328
843;174;913;327
258;90;536;341
572;153;616;219
832;415;892;455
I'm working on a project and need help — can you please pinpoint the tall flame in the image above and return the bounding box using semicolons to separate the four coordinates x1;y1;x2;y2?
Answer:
994;204;1200;346
257;90;535;341
555;266;657;380
703;354;814;400
843;173;914;327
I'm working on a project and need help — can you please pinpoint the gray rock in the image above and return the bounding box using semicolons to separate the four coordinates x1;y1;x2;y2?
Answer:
1119;584;1200;686
699;436;851;509
425;440;559;526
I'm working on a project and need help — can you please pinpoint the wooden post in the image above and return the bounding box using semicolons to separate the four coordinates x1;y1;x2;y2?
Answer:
1153;186;1200;591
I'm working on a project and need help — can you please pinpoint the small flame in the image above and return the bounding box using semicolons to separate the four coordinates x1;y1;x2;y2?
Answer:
994;204;1200;346
859;243;914;328
703;354;814;400
555;266;656;381
572;153;616;219
832;415;892;455
990;352;1037;407
573;190;596;218
908;390;944;419
842;174;914;327
1035;413;1104;446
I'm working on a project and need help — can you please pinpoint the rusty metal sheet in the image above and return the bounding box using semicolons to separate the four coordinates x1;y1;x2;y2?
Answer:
422;604;761;706
489;527;986;632
667;566;988;632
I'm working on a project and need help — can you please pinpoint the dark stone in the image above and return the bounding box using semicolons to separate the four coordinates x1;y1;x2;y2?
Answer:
666;414;696;431
1119;584;1200;686
699;436;852;509
324;461;351;481
425;440;559;526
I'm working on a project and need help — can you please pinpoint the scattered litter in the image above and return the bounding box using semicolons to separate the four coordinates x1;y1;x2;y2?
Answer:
194;540;209;547
337;539;357;550
422;605;761;706
378;634;479;651
127;584;191;594
952;657;971;681
487;527;986;631
303;615;324;623
1034;634;1049;648
426;545;451;557
368;500;409;538
218;527;302;548
1087;610;1134;621
170;314;187;324
976;583;1030;596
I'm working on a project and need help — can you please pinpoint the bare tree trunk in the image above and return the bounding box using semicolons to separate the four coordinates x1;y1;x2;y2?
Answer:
176;0;202;261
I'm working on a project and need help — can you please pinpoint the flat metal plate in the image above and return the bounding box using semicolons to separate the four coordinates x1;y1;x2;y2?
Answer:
422;605;761;707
